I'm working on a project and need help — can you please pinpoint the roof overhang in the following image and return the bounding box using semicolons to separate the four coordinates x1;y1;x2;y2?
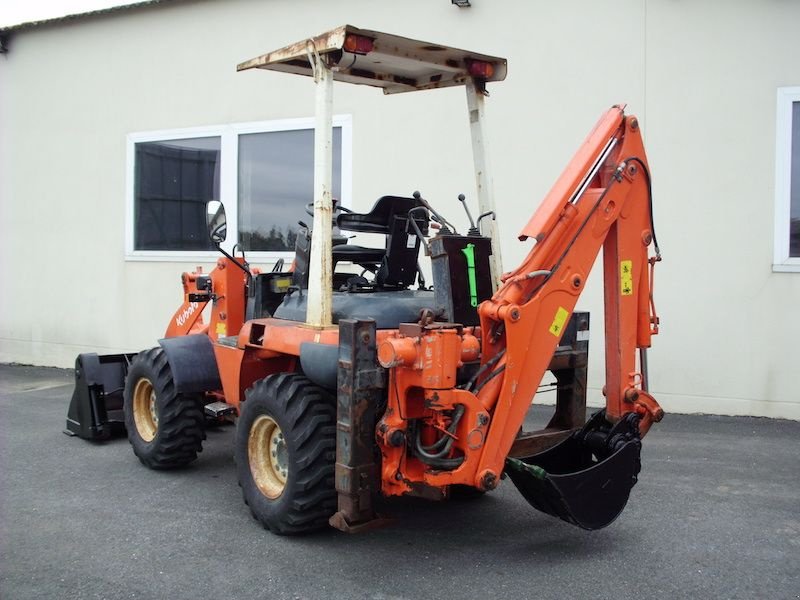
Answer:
0;1;169;33
236;24;507;94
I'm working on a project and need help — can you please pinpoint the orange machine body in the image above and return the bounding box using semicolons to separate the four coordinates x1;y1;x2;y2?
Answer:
164;257;252;341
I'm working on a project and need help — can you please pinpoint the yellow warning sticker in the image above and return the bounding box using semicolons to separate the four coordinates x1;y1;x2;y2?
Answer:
216;322;227;336
620;260;633;296
549;307;570;337
271;277;292;292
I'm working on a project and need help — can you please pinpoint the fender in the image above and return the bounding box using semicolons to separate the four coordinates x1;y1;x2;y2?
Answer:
299;342;338;390
158;335;221;394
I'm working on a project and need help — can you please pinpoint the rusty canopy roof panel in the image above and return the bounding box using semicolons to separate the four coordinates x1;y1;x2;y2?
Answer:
236;25;507;94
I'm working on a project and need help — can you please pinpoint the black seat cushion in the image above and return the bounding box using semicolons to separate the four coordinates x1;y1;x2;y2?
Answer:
331;245;386;262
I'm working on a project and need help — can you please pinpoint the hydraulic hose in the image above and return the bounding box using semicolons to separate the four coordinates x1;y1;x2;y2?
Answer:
413;405;466;467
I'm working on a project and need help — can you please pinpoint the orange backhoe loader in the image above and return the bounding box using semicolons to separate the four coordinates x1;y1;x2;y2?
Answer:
65;26;664;534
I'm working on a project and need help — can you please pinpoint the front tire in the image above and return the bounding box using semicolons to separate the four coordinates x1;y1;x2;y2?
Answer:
236;373;336;535
123;347;205;469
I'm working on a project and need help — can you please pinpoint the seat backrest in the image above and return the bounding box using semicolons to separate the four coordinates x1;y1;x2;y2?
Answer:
337;195;425;234
376;212;428;288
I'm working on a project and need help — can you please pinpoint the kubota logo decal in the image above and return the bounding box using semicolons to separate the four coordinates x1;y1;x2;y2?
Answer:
176;302;199;327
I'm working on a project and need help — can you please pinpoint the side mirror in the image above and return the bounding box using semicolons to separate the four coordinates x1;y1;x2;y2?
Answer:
206;200;227;244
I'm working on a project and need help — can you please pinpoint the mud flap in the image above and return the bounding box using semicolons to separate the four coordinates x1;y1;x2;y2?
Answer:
505;415;642;530
64;353;136;440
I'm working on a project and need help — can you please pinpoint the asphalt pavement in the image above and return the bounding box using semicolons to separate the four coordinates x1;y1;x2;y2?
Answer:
1;363;798;600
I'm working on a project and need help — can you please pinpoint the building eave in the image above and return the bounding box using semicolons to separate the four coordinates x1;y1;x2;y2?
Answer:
0;1;175;34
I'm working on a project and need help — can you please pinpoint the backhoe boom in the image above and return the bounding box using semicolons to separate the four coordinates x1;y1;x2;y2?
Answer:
377;106;663;528
474;106;664;477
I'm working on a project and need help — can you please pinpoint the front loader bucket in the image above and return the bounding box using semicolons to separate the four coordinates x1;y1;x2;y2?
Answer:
64;353;136;441
506;433;642;530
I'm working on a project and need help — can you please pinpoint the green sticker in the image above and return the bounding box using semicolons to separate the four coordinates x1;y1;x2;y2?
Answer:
461;243;478;307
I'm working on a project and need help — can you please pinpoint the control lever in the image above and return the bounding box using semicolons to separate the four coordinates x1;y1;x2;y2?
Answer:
476;211;495;232
407;207;431;255
457;193;481;236
413;191;457;235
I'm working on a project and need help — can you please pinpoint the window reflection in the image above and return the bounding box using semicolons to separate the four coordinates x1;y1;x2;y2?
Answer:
238;128;342;252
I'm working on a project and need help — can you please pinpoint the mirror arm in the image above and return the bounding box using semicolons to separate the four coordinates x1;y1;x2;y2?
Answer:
215;242;253;283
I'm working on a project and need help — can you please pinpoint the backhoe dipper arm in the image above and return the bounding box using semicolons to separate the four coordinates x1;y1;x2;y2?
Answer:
475;106;664;479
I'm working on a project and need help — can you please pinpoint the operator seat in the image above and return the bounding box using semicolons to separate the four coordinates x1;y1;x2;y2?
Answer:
333;195;429;289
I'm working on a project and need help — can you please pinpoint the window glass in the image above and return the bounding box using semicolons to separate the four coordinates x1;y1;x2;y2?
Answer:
238;128;342;251
134;137;220;250
790;101;800;257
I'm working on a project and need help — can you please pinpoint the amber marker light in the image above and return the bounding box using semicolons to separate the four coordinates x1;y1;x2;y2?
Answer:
343;34;374;55
466;60;494;79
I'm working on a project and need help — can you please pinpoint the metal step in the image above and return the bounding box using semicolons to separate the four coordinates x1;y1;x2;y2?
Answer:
204;401;236;418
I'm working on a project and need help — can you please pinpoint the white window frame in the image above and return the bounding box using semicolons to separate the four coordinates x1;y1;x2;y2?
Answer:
773;87;800;272
125;115;353;262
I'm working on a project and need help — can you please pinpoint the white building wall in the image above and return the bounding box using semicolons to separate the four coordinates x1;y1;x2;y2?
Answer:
1;0;798;418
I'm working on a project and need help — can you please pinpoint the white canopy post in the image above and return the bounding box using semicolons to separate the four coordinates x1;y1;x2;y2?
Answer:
305;45;334;327
466;77;503;291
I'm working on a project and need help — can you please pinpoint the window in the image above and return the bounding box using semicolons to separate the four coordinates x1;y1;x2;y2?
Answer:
774;87;800;271
238;128;342;252
134;137;220;251
126;117;351;261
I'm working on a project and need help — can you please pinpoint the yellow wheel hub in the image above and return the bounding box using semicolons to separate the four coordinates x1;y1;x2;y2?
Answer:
248;415;288;499
132;377;158;442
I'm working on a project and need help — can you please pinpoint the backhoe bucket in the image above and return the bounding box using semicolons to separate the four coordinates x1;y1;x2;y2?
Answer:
64;353;136;441
505;433;642;530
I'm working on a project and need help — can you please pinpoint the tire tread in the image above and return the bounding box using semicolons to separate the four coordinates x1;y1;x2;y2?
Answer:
236;373;336;535
123;347;205;470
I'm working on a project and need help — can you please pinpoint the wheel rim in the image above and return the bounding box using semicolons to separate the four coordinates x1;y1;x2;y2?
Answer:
248;415;288;499
132;377;158;442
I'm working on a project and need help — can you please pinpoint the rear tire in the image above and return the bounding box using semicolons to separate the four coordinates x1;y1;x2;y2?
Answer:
123;347;205;469
235;373;336;535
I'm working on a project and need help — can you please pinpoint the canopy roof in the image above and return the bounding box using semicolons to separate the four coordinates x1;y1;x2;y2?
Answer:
237;24;507;94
